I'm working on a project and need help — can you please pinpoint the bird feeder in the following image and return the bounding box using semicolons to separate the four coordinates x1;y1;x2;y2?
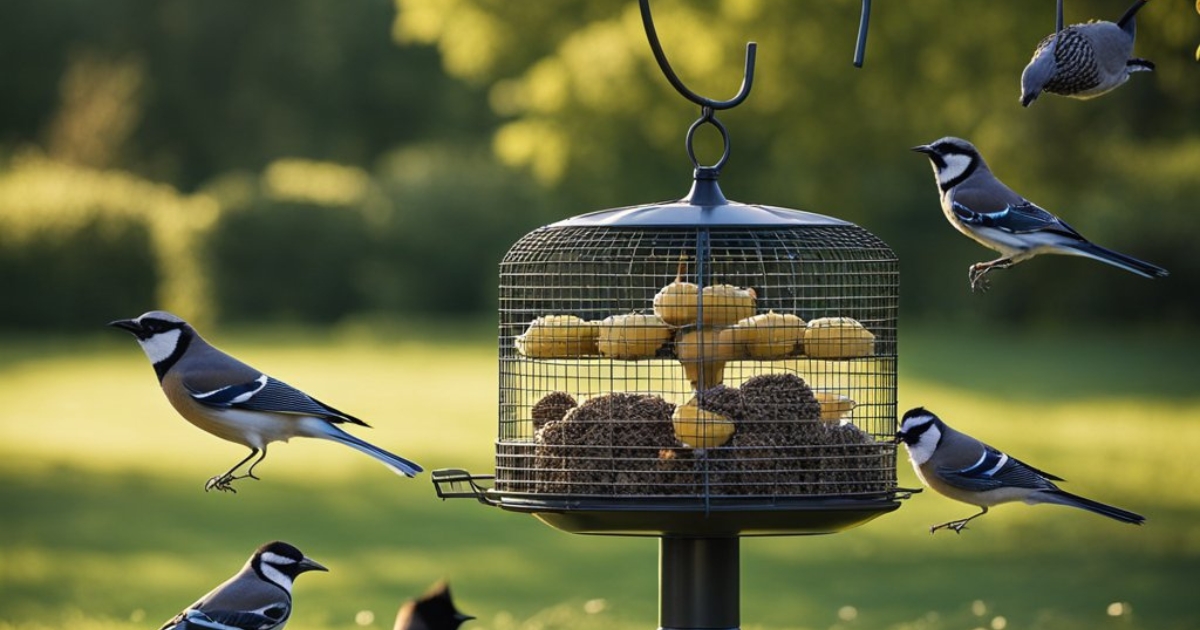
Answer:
433;3;910;628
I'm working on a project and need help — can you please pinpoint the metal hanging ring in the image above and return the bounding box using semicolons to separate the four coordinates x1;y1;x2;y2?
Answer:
685;106;731;171
639;0;756;110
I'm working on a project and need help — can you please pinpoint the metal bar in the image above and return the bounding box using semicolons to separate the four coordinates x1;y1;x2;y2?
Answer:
853;0;872;68
659;537;740;630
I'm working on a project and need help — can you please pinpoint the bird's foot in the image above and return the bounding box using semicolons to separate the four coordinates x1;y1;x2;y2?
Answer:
205;475;238;493
968;265;991;293
204;472;257;493
929;520;971;534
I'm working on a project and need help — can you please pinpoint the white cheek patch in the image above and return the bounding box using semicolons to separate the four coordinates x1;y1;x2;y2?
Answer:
138;329;182;365
259;562;294;593
904;424;940;466
937;153;973;186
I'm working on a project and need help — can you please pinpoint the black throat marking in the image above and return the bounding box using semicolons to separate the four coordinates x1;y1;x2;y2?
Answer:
153;329;191;382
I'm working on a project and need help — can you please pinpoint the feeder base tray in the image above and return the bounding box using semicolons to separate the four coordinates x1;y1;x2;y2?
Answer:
498;495;900;536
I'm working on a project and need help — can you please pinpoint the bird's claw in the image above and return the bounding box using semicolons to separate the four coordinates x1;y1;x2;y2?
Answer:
205;474;239;493
968;265;991;293
929;520;970;534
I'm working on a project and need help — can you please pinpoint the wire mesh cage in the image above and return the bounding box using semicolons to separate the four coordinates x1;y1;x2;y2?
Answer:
474;189;902;535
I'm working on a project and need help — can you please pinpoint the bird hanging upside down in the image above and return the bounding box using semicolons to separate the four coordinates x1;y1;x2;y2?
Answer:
1020;0;1154;106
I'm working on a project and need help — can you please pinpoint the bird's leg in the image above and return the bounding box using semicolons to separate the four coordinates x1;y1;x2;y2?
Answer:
969;257;1017;292
243;446;269;481
205;448;261;493
930;506;989;534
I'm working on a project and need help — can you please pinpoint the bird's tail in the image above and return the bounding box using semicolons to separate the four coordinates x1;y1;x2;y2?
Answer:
1034;489;1146;525
316;423;423;477
1066;241;1169;279
1116;0;1149;32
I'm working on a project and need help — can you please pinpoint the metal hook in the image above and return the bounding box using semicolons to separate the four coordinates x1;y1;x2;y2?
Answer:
1056;0;1065;32
853;0;872;68
638;0;756;110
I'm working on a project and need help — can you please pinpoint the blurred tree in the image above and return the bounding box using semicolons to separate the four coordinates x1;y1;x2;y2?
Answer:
395;0;1200;326
0;0;1195;329
0;0;495;190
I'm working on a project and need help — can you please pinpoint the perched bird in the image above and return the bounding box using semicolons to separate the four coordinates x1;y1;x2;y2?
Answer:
159;541;327;630
110;310;422;492
394;580;475;630
896;407;1146;534
1020;0;1153;106
912;137;1168;291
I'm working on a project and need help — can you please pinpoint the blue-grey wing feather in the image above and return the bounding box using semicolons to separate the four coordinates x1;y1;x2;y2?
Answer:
938;446;1062;493
952;201;1084;240
187;376;364;425
162;609;280;630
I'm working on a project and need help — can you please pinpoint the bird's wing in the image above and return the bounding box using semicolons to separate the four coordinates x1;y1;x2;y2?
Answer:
950;200;1084;240
161;608;285;630
185;374;366;426
937;445;1063;493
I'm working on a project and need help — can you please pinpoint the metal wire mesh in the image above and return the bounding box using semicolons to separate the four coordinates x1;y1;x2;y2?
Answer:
495;224;898;502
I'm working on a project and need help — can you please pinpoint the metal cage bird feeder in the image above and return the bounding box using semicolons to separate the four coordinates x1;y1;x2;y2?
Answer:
433;3;910;628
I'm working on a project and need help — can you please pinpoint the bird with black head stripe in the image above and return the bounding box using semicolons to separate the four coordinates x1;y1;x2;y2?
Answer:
110;310;421;492
159;541;326;630
913;137;1168;291
897;407;1145;533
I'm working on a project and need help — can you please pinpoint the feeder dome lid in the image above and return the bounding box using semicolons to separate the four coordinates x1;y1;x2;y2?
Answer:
550;176;854;229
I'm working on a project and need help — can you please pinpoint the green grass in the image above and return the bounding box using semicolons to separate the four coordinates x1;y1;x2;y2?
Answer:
1;323;1198;629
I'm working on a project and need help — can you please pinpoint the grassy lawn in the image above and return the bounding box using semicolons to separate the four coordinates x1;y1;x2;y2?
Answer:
1;322;1197;630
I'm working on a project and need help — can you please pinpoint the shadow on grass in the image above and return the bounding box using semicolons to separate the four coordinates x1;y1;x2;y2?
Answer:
2;462;1197;630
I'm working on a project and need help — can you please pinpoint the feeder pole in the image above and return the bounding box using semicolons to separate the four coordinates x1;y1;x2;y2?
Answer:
659;537;740;630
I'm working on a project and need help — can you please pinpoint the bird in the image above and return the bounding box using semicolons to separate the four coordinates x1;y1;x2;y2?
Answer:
911;136;1168;291
394;580;475;630
110;310;422;492
1020;0;1153;106
896;407;1146;534
159;541;327;630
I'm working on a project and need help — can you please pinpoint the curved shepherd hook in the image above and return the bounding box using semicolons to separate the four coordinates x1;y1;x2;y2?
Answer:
853;0;872;67
638;0;756;110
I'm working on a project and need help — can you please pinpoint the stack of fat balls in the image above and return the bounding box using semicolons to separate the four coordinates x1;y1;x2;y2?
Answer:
507;253;887;498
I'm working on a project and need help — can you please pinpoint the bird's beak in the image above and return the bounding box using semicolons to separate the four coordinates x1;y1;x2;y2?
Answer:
107;319;141;334
910;144;934;155
457;613;476;623
893;432;905;444
298;557;329;573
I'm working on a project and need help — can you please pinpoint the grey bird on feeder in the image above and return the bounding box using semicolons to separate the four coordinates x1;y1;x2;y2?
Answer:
897;407;1146;534
1020;0;1153;107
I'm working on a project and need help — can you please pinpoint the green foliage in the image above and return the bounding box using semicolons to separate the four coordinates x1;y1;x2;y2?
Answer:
0;0;1196;329
396;0;1200;325
0;215;156;330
